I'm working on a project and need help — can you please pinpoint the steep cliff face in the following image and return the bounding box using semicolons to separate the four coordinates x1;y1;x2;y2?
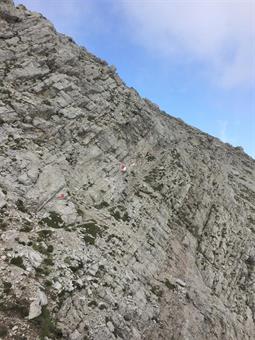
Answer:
0;1;255;339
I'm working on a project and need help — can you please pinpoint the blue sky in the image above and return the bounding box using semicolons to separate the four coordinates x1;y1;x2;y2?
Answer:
14;0;255;158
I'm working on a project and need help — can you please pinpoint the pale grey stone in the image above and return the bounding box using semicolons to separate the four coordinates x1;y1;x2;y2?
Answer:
26;249;42;268
28;290;48;320
0;1;254;339
53;281;62;291
0;190;6;209
107;321;115;333
70;330;82;340
175;278;186;287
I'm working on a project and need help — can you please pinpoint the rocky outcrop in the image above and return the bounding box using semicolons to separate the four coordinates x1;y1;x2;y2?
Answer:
0;1;254;339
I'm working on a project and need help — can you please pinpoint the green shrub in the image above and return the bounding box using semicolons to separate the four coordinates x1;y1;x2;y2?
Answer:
79;221;102;245
35;265;51;277
47;245;54;253
165;279;176;290
32;306;62;339
37;229;53;239
0;299;29;318
88;300;98;308
40;212;65;229
70;261;83;273
10;256;26;270
45;280;52;288
3;281;12;294
32;242;48;254
151;285;163;298
0;218;7;231
43;257;54;266
16;199;27;213
146;153;156;161
95;201;110;209
20;222;33;232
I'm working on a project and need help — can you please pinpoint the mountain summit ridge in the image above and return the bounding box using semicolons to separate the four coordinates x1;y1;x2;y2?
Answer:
0;0;15;10
0;2;254;340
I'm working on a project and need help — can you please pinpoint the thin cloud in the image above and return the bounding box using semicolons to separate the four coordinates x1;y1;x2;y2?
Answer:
116;0;255;89
14;0;104;39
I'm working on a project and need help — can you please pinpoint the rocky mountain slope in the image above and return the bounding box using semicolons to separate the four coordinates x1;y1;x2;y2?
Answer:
0;1;255;339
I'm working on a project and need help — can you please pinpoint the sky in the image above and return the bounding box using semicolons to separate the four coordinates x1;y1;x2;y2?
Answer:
14;0;255;158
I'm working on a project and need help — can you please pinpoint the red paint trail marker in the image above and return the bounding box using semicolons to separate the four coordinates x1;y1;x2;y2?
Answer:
120;163;127;173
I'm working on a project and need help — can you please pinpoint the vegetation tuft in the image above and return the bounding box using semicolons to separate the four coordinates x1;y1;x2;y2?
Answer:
165;279;176;290
0;324;8;337
37;229;53;240
94;201;110;209
3;281;12;294
32;306;62;340
16;199;28;213
20;222;33;232
0;218;7;231
0;299;29;318
10;256;26;270
151;285;163;298
40;212;65;229
79;221;102;245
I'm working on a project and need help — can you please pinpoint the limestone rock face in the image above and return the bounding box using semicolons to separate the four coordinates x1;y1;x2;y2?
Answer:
0;1;254;340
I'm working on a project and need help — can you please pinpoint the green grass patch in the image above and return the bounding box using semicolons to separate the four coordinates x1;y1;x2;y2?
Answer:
145;153;156;161
45;280;52;288
109;206;130;222
43;257;54;266
165;279;176;290
94;201;110;209
151;285;163;298
0;299;29;318
79;221;102;245
37;229;53;240
32;242;51;255
35;265;52;277
32;306;62;340
20;222;33;232
64;257;83;272
40;212;65;229
106;234;122;243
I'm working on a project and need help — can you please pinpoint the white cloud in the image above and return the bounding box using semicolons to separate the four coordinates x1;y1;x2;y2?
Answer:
116;0;255;88
15;0;255;88
14;0;104;38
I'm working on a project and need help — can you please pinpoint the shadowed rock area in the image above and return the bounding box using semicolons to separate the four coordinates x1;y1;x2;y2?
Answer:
0;1;255;339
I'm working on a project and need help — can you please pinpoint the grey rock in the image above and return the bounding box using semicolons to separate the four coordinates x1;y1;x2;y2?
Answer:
107;321;115;333
24;248;43;269
53;281;62;291
70;330;82;340
28;290;48;319
175;278;186;287
0;1;254;340
0;190;7;209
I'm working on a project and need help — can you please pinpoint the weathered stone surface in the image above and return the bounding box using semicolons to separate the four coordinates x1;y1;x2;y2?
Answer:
28;290;48;320
0;190;7;209
0;1;254;339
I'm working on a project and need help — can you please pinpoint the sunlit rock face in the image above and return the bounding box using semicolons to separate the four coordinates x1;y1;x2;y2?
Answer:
0;1;255;339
